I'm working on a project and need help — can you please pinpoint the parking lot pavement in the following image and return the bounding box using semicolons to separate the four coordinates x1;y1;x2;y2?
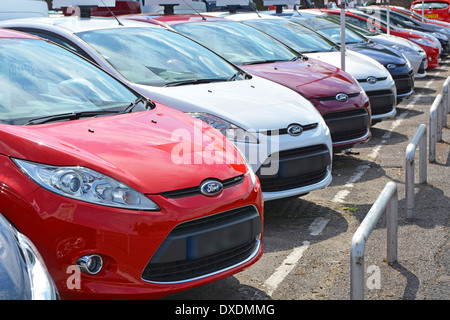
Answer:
166;61;450;301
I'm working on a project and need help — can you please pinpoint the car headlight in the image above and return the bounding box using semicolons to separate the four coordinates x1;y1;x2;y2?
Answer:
409;37;435;47
13;159;159;211
16;231;59;300
431;32;446;40
187;113;258;144
390;44;417;56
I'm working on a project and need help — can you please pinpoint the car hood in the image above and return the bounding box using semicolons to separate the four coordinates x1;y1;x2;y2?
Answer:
237;57;363;100
304;50;390;81
346;41;407;65
369;34;426;54
0;105;247;194
131;75;323;130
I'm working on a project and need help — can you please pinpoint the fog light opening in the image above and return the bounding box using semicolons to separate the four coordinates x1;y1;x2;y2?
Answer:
76;254;103;275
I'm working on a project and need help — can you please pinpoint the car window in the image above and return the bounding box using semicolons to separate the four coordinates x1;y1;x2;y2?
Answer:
0;38;140;125
243;19;337;53
171;21;296;65
412;2;449;9
292;17;365;44
77;27;241;86
9;28;91;59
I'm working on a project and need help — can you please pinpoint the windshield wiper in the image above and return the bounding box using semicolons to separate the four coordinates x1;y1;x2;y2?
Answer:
123;97;153;113
291;54;308;61
241;59;288;65
25;110;121;125
164;78;226;87
229;70;248;81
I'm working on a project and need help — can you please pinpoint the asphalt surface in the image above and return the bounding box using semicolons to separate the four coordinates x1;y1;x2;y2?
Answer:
164;59;450;302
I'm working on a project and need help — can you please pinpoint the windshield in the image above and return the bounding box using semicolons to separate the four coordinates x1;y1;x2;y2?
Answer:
171;21;297;65
0;39;142;126
292;17;366;44
243;19;337;53
77;27;241;86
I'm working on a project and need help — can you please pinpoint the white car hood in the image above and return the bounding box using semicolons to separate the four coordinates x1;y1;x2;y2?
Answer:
304;50;390;81
131;75;323;131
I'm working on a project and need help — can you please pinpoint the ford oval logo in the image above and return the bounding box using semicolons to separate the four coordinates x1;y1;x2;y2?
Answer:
387;63;397;69
335;93;349;102
287;124;303;136
200;180;223;197
367;76;377;84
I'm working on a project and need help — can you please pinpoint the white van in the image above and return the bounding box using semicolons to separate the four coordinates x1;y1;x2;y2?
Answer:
0;0;48;20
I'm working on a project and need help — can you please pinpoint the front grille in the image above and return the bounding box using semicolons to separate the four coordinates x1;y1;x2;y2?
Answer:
258;169;328;192
314;92;360;101
392;71;414;95
257;144;331;192
161;175;244;198
261;123;317;136
418;59;427;74
365;90;395;116
322;109;370;143
357;76;388;83
141;206;262;283
142;240;258;283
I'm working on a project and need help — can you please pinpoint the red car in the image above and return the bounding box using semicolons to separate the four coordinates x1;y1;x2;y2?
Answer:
0;28;263;299
62;0;141;17
323;9;441;69
387;5;450;28
127;14;373;151
411;0;450;23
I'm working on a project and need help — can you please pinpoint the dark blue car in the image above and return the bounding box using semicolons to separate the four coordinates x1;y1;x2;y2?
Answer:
288;13;415;102
0;213;58;300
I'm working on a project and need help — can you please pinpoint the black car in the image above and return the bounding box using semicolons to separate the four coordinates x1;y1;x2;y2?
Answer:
0;213;58;300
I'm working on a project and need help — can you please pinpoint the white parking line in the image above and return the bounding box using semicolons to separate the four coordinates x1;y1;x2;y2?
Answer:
262;75;439;297
263;216;329;295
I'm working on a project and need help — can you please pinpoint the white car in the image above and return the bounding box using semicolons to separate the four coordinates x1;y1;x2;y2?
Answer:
0;17;333;201
367;33;428;78
226;13;397;123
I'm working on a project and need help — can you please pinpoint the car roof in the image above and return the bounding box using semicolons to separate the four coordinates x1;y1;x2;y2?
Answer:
0;16;162;33
143;14;228;26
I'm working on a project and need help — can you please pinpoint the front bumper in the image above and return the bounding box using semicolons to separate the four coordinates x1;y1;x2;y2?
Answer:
8;172;264;300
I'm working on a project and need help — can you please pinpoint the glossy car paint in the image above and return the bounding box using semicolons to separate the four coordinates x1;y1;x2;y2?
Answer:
411;0;450;23
285;12;415;101
0;17;333;201
388;5;450;28
129;14;372;151
0;29;263;299
356;6;450;57
225;13;399;121
325;8;441;69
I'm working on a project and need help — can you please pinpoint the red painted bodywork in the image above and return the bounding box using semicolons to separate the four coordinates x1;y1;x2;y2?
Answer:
62;1;141;17
126;14;372;149
323;9;440;69
410;0;450;23
0;30;263;299
385;5;450;28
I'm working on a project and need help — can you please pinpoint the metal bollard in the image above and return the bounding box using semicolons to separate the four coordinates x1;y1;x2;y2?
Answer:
430;95;442;163
350;182;398;300
444;77;450;120
405;124;427;220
